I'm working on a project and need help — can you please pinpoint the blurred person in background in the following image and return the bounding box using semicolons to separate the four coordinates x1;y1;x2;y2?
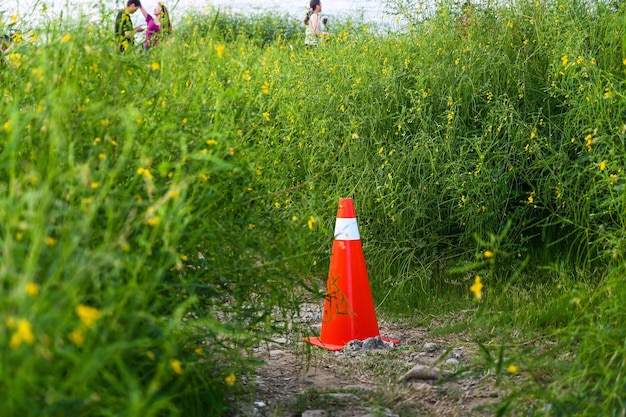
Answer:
304;0;326;47
115;0;145;52
139;1;172;50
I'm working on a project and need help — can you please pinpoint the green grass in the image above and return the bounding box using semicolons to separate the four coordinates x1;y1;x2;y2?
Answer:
1;0;626;415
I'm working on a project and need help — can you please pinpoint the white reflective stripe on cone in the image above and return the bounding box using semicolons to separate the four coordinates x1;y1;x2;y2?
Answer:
334;217;360;241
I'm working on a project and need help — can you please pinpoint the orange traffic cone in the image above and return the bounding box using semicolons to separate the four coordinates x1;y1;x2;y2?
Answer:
305;198;397;351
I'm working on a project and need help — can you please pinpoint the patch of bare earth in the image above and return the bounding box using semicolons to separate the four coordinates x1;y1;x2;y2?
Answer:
241;308;509;417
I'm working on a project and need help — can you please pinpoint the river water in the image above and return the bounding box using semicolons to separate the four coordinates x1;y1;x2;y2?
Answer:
8;0;399;26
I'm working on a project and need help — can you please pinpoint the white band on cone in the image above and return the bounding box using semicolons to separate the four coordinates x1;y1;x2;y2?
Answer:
334;217;360;241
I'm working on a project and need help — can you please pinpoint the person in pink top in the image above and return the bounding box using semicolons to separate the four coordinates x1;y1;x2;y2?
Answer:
139;2;172;50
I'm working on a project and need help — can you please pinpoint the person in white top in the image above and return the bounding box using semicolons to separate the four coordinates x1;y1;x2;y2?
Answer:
304;0;324;47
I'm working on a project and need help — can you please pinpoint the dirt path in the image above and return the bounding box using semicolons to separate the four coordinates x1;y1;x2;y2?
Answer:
245;318;507;417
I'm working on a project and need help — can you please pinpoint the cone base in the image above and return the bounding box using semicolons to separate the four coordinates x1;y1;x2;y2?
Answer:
304;336;345;351
304;336;399;351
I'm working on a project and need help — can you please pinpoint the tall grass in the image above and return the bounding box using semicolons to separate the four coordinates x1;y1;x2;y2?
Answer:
1;0;626;415
0;6;321;417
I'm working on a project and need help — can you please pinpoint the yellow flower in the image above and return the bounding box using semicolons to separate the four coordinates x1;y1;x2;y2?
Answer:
582;134;593;152
215;44;225;58
171;359;183;374
484;250;494;258
506;364;518;374
599;161;606;171
32;68;44;81
61;34;71;43
26;282;39;297
69;326;85;347
225;373;236;386
561;55;568;66
10;319;35;350
307;215;316;230
262;112;270;121
470;275;483;300
151;62;160;71
147;216;161;226
137;167;154;180
261;82;270;94
76;304;101;328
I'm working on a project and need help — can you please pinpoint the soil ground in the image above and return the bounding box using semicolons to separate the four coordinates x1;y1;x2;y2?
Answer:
243;314;514;417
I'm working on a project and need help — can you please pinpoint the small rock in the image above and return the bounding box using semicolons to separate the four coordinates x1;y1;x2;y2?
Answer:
448;347;464;359
345;340;363;350
269;349;286;359
362;336;386;350
445;358;460;367
410;351;439;365
423;342;438;352
324;392;360;401
302;410;327;417
400;364;454;381
252;401;267;417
